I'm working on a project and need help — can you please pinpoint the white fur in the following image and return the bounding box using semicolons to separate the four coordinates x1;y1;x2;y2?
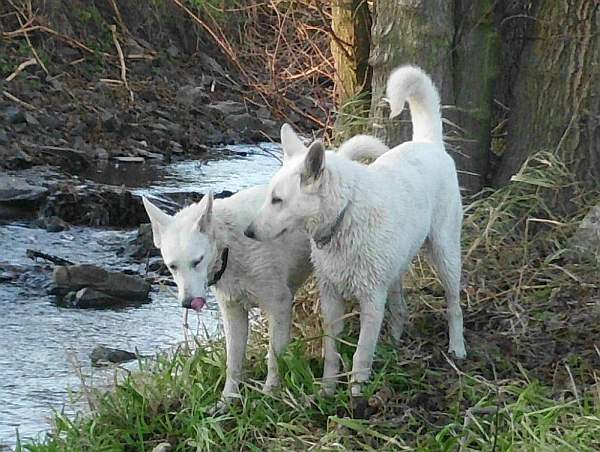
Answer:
337;135;389;161
144;189;312;401
247;65;467;397
142;131;392;403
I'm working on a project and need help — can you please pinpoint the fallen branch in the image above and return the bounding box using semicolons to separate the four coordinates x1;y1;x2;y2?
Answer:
109;24;134;103
5;57;37;81
26;249;75;266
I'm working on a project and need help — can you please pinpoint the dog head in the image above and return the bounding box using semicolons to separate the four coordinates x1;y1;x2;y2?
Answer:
245;124;327;241
143;193;218;311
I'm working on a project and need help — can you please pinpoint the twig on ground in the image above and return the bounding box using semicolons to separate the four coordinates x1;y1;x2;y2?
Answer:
2;90;36;110
5;57;37;81
109;24;134;103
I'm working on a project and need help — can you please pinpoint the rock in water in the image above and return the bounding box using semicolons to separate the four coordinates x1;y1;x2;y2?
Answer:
90;345;137;366
53;265;151;300
121;223;159;260
63;288;125;309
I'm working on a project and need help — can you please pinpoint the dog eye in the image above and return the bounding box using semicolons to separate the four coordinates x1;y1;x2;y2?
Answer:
192;256;204;268
168;264;177;272
272;196;283;205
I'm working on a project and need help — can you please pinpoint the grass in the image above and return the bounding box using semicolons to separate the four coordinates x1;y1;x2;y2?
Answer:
19;152;600;451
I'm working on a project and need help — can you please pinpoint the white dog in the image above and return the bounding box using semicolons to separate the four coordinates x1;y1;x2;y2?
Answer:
245;65;467;397
142;134;389;403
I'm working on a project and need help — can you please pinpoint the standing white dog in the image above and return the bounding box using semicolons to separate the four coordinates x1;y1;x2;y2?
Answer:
245;65;467;397
142;134;389;403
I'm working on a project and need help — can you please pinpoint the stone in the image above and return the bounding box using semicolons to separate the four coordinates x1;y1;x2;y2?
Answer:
176;86;209;107
45;216;70;233
166;45;179;58
569;203;600;264
64;288;124;309
256;106;271;119
259;118;280;139
113;156;145;163
24;112;39;126
121;223;160;260
0;175;48;203
90;345;137;366
3;106;26;124
224;113;262;132
207;101;246;117
92;147;110;160
53;265;151;300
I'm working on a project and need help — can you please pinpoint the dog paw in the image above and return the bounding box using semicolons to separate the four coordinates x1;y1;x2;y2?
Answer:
262;381;280;395
320;383;337;398
448;344;467;360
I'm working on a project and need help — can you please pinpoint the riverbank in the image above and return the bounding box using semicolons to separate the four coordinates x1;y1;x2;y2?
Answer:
18;153;600;450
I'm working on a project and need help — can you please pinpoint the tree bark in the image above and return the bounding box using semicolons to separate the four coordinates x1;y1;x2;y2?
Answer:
368;0;454;147
494;0;600;187
451;0;499;189
368;0;499;192
331;0;372;140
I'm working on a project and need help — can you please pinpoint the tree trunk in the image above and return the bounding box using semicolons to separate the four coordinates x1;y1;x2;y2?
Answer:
451;0;499;189
368;0;499;192
493;0;600;188
331;0;372;140
368;0;454;147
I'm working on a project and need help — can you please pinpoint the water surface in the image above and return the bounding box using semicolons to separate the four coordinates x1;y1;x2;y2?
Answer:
0;144;282;446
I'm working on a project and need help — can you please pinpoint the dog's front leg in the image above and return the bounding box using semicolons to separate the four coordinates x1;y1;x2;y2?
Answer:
220;301;249;400
320;282;345;397
351;290;386;397
264;295;293;393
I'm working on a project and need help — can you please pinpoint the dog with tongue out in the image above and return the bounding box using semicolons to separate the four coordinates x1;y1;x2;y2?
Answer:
142;187;312;409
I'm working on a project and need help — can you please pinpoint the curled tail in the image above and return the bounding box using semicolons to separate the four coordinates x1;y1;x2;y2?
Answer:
387;65;443;145
338;135;389;161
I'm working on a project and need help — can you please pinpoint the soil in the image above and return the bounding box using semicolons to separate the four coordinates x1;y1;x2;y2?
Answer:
0;1;312;226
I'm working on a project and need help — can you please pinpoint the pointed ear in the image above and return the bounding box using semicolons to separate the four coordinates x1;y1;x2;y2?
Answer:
280;123;306;162
196;191;214;233
301;141;325;187
142;197;172;248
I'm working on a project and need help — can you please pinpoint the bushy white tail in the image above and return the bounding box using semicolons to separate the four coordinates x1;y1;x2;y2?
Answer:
387;65;443;145
338;135;389;161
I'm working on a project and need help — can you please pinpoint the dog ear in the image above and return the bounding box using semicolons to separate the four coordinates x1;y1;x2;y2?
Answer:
281;123;306;162
142;197;172;248
301;141;325;187
196;191;214;234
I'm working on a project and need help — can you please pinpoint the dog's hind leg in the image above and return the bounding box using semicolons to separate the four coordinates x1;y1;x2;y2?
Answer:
428;225;467;359
264;292;293;393
221;301;249;399
320;281;345;397
386;276;408;345
351;288;387;396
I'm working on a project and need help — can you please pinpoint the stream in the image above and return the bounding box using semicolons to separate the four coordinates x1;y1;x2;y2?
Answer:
0;144;282;447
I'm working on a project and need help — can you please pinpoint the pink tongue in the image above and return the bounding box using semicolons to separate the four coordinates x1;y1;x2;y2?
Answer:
190;297;206;312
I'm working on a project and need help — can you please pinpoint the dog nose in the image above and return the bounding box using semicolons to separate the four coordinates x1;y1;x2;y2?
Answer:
244;225;256;239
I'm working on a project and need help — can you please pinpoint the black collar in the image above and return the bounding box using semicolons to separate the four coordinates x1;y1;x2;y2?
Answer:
313;202;350;249
208;247;229;286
